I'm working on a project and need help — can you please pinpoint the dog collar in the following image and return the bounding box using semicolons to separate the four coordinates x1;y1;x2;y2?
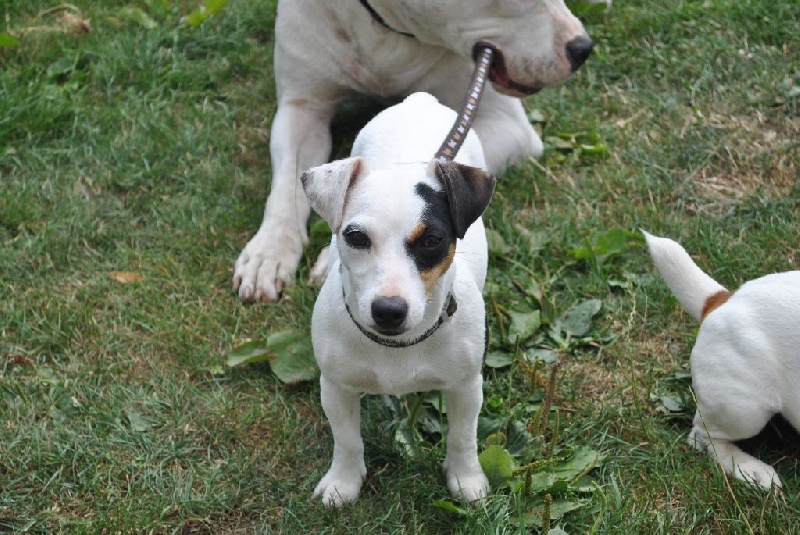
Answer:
343;290;458;348
358;0;415;38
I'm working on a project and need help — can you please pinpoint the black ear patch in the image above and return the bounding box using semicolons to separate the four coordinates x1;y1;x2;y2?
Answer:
433;161;496;239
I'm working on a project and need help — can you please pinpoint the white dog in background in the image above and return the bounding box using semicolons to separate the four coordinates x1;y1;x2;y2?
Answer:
302;93;495;506
233;0;595;302
645;232;800;490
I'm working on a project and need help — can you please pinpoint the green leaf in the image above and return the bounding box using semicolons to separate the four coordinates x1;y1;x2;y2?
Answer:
527;109;546;124
507;309;541;344
659;395;684;412
119;6;159;29
125;409;156;432
184;0;231;28
227;330;319;384
395;418;423;458
525;348;559;364
226;339;270;367
551;447;601;480
46;58;75;82
0;32;20;48
432;499;467;515
486;228;510;257
560;299;602;337
517;499;587;527
485;432;507;447
264;330;318;384
479;444;515;487
485;351;514;368
570;229;644;265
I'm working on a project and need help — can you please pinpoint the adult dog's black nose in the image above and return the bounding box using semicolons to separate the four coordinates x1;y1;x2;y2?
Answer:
371;296;408;331
565;35;594;71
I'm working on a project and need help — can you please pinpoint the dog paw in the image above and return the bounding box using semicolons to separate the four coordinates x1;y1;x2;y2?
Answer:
312;467;366;507
736;460;783;491
445;466;490;503
233;227;304;302
307;245;331;286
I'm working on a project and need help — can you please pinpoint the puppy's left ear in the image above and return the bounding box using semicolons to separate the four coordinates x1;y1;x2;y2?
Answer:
301;157;367;231
434;161;496;239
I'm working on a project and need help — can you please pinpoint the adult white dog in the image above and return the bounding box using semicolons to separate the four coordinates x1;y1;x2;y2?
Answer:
303;92;495;506
233;0;595;302
645;232;800;490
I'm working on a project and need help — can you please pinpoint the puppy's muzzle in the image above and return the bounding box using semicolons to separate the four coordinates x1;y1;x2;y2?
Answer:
371;296;409;334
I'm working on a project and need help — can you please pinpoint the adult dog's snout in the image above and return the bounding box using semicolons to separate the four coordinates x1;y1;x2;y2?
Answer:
565;35;594;72
371;296;409;332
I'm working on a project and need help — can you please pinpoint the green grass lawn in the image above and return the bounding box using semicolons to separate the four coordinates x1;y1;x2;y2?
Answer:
1;0;798;532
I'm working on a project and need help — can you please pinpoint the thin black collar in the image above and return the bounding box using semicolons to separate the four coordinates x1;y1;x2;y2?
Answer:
358;0;415;38
343;290;457;348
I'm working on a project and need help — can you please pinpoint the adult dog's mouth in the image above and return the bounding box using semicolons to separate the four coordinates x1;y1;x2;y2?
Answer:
473;42;542;97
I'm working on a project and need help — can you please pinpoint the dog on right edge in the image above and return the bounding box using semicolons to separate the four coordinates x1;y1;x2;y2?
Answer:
644;231;800;490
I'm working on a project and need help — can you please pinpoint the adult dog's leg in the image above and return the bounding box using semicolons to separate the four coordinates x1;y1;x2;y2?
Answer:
472;88;543;174
233;99;333;302
443;375;490;502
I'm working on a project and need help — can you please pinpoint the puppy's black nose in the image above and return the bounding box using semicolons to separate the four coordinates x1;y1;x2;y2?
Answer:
371;296;408;331
565;35;594;72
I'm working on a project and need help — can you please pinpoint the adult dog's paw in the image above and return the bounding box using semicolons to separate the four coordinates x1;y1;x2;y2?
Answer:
233;226;303;302
312;468;365;507
736;459;783;491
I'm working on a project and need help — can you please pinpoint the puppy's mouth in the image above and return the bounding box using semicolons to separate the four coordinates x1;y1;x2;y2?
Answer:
372;326;407;337
473;42;542;97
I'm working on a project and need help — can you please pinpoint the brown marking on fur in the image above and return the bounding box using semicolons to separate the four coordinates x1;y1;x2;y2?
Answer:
701;290;734;321
420;243;456;297
408;222;427;243
334;27;352;43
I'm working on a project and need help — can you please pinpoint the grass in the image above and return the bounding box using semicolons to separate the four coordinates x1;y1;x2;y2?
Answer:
1;0;798;532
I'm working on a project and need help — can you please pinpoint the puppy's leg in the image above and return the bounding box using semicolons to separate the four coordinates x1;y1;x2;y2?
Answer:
689;409;782;490
233;99;334;302
472;89;543;174
443;375;490;502
313;375;367;507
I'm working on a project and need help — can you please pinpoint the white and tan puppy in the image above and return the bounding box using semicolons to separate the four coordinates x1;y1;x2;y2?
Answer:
234;0;595;302
301;93;495;507
645;231;800;490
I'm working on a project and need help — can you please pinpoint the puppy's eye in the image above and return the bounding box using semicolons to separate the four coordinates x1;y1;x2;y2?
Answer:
421;234;443;248
344;229;371;249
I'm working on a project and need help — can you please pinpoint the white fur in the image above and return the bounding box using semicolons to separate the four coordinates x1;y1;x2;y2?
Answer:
645;231;800;490
305;93;491;507
233;0;593;301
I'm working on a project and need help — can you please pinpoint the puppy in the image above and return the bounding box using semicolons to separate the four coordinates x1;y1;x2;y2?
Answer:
301;93;496;507
234;0;595;302
645;231;800;489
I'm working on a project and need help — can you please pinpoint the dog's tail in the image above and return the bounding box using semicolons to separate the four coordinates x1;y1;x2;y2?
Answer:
643;231;728;322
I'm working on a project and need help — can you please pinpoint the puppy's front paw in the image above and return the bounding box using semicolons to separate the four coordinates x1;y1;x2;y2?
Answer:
445;464;490;503
312;466;366;507
736;459;783;491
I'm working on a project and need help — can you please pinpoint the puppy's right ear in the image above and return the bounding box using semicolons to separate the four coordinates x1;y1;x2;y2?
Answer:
301;157;366;231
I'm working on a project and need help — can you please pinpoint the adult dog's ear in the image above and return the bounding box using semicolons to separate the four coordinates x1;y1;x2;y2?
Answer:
301;157;366;231
433;161;496;239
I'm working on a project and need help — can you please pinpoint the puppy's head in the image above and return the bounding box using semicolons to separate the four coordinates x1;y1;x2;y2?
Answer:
302;158;495;338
